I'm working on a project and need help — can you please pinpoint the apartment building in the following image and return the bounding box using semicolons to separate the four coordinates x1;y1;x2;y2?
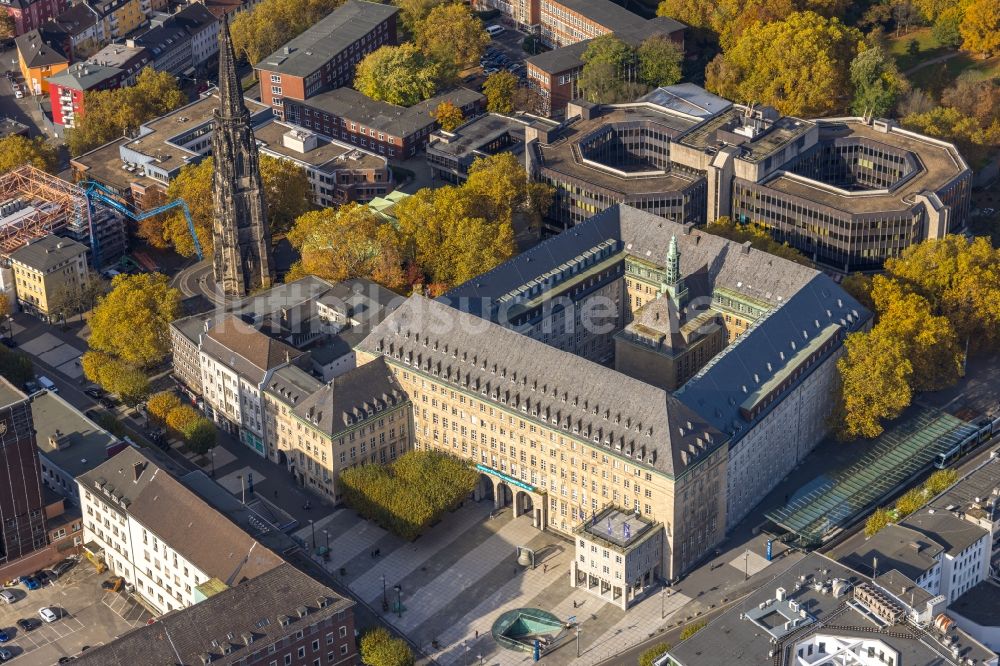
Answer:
15;29;68;95
255;0;398;115
256;121;394;206
77;447;284;615
9;235;88;320
199;315;309;457
88;42;149;84
75;563;358;666
263;357;411;504
46;61;125;128
88;0;144;41
127;13;191;75
283;87;485;159
1;0;68;38
40;3;101;60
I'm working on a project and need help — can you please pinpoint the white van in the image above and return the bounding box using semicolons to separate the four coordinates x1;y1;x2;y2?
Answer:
36;376;57;393
486;25;505;37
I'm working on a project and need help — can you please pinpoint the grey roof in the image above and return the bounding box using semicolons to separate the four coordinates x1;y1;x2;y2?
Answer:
8;235;87;272
874;569;935;608
201;315;305;384
74;563;353;666
526;15;685;74
43;4;99;39
15;30;67;68
77;447;284;583
901;509;989;558
950;580;1000;628
33;391;121;480
552;0;646;33
0;118;30;139
257;0;398;77
667;552;996;666
637;83;732;120
922;449;1000;523
292;357;406;435
263;364;323;407
428;112;557;160
294;86;484;138
173;2;218;36
132;20;190;57
442;204;866;443
357;294;726;477
46;61;122;91
836;523;944;581
88;43;149;69
0;377;27;410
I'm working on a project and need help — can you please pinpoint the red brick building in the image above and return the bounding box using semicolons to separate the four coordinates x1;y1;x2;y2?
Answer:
1;0;69;38
255;0;398;118
283;87;485;159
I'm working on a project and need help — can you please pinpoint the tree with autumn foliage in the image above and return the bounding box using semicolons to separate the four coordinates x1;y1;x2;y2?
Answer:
0;135;58;173
483;71;518;113
413;3;488;81
433;101;464;131
230;0;345;66
354;44;442;107
960;0;1000;56
286;203;408;291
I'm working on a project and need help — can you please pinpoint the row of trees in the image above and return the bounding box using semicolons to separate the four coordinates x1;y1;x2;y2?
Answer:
138;155;312;258
577;34;684;104
353;3;489;106
864;469;958;535
82;273;181;407
837;235;1000;440
339;450;478;540
0;135;59;174
68;68;187;157
147;392;216;454
286;152;552;291
47;272;109;325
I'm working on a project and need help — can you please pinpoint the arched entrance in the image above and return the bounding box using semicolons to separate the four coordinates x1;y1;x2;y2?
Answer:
495;482;513;510
474;473;495;503
514;490;543;527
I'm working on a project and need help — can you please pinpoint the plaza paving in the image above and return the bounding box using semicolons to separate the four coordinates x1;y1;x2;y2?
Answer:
296;502;698;666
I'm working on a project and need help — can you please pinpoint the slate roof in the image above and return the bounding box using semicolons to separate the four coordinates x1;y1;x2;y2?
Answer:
667;552;996;666
358;294;726;477
292;357;406;435
8;235;87;272
131;20;190;58
77;447;284;584
73;563;353;666
173;2;218;36
263;364;324;408
15;30;68;68
257;0;398;77
294;87;484;138
43;4;99;39
201;315;305;384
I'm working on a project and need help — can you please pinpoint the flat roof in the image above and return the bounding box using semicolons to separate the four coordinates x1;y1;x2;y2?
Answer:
535;105;703;196
257;0;398;77
89;43;148;69
71;138;133;192
46;61;122;91
760;118;970;215
950;580;1000;627
255;121;387;172
33;390;121;480
429;113;553;160
579;505;657;549
835;523;944;581
0;378;27;409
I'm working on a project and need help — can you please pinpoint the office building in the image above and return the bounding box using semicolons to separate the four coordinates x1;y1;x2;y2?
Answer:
255;0;398;116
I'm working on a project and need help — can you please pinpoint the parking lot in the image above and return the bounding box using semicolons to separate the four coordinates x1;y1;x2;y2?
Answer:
479;28;529;82
0;562;150;664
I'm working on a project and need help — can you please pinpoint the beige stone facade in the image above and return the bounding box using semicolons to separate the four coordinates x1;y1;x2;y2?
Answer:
9;235;88;320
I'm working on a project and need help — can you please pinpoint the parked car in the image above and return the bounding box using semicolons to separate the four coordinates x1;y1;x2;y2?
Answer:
15;618;38;632
38;607;58;623
84;386;104;399
19;577;38;591
0;630;9;642
0;339;14;349
0;647;11;661
484;67;499;75
52;559;76;577
0;590;14;604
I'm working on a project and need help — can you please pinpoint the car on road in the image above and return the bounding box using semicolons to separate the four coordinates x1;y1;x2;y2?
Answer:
57;657;75;663
0;630;9;642
0;590;14;604
36;375;57;393
484;67;499;75
99;396;116;409
84;386;104;399
38;607;58;623
16;618;38;632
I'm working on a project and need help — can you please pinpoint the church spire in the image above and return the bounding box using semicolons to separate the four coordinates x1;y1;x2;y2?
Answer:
217;13;244;122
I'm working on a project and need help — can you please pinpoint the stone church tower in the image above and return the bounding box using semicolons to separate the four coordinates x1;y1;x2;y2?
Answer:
211;14;274;297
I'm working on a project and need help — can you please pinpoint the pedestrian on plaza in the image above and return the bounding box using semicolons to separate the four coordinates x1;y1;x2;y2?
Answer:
543;564;547;573
475;630;479;639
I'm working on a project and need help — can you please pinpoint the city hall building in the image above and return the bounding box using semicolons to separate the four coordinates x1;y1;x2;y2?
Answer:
356;203;870;598
526;84;972;273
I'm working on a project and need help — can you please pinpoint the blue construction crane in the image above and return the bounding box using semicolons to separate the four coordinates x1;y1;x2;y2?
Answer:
80;180;203;266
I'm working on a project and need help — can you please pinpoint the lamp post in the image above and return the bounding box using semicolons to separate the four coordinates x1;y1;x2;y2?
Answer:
381;574;387;609
210;448;215;478
309;520;316;555
323;529;329;550
576;625;581;657
661;588;666;619
394;584;402;618
744;550;750;581
238;474;246;503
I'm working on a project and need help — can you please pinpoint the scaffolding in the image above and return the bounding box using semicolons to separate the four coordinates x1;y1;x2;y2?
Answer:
0;165;91;255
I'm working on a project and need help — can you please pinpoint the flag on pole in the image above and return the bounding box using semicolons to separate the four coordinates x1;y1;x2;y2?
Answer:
623;522;631;540
607;518;613;535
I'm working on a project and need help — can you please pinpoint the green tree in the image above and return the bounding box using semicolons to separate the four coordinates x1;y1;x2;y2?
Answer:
0;346;33;387
414;3;488;81
88;273;181;369
895;487;926;517
147;391;183;422
433;101;465;132
286;203;407;291
483;71;518;113
81;352;151;407
960;0;1000;56
354;44;442;107
864;507;892;536
925;468;958;495
679;621;707;640
68;68;186;156
578;35;643;104
932;6;964;47
639;643;672;666
393;0;448;37
185;418;217;455
359;627;414;666
849;44;907;117
705;11;863;116
260;155;312;234
836;326;913;440
0;135;58;173
637;35;684;88
231;0;345;66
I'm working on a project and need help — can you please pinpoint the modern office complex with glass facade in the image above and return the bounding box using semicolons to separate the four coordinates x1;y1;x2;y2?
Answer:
525;84;972;272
